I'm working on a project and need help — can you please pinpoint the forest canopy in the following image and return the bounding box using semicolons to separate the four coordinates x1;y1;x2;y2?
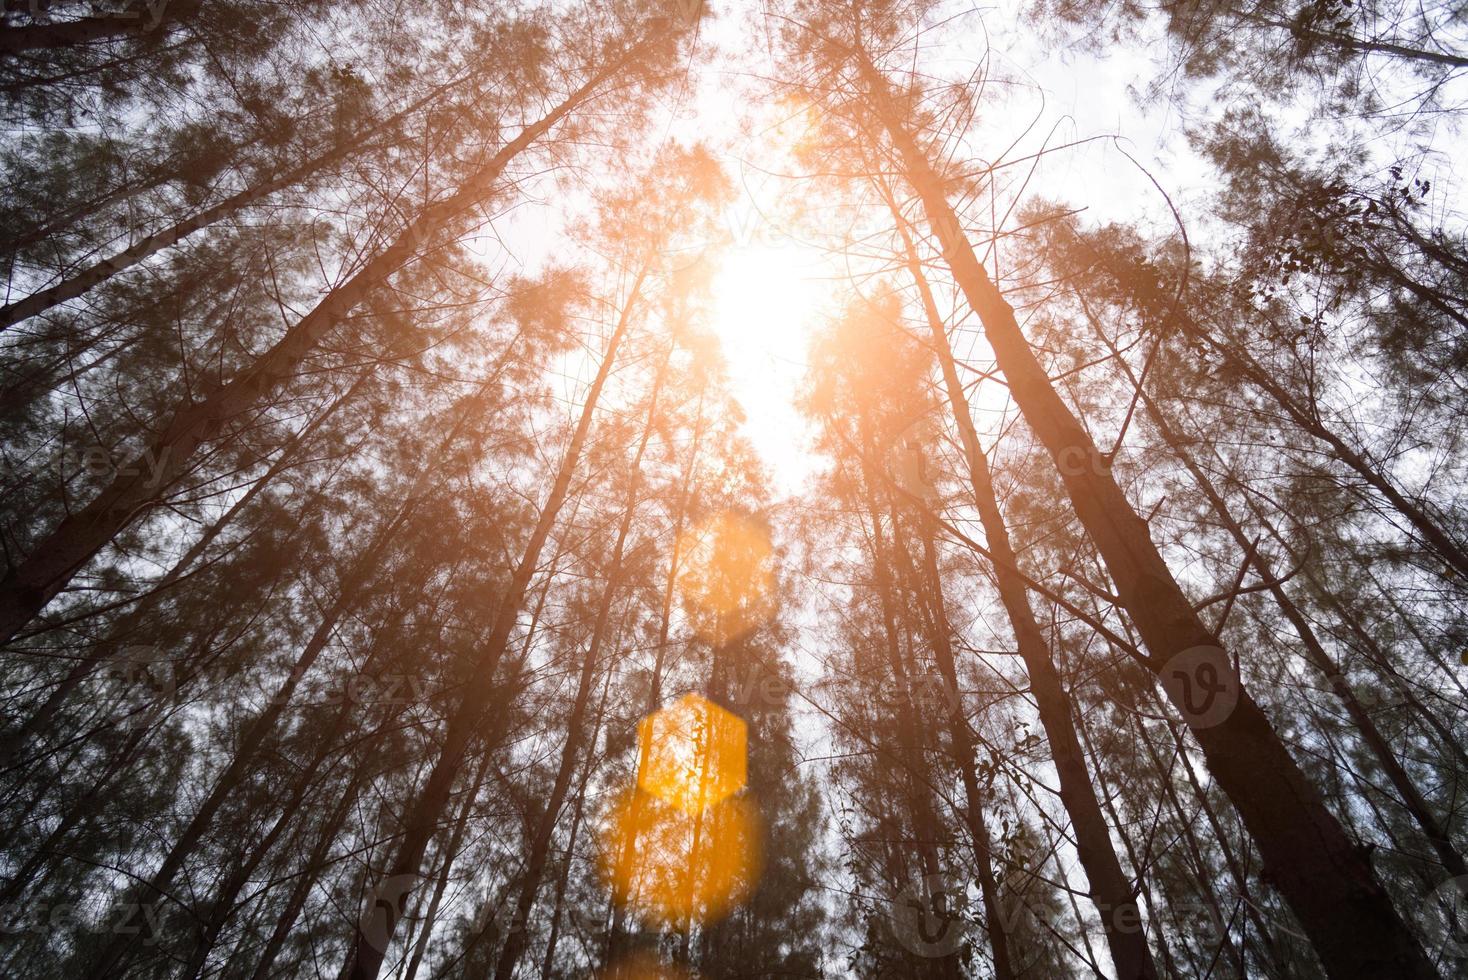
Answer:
1;0;1466;977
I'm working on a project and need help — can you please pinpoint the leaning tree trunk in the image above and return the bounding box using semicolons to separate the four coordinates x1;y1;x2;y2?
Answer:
339;269;645;980
0;79;465;332
890;206;1161;980
903;516;1018;980
1153;303;1468;581
539;747;597;979
858;57;1438;979
245;774;362;980
401;754;494;980
0;0;202;55
0;371;367;770
0;59;632;648
178;697;379;979
1120;352;1468;890
81;514;411;979
492;357;667;980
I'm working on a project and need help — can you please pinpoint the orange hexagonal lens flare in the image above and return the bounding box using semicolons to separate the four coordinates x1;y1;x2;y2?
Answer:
598;787;763;931
636;693;746;815
676;513;776;646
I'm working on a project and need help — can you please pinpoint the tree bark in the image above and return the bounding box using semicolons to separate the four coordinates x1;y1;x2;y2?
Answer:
339;269;644;980
0;79;462;331
859;57;1438;979
0;63;626;648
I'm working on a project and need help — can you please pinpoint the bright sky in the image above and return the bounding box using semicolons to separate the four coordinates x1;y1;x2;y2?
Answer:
489;2;1462;502
676;0;1221;501
705;240;832;492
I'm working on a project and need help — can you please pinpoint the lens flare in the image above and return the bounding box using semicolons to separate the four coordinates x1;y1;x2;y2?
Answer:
599;694;762;932
599;787;763;930
636;692;747;815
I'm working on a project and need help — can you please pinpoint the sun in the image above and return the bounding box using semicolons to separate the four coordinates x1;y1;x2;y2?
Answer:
705;240;831;494
708;242;825;350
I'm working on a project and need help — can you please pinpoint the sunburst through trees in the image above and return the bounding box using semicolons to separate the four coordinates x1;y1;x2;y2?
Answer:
1;0;1467;978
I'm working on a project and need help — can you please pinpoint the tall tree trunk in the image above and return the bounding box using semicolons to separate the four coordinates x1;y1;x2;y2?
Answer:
340;269;645;980
855;435;964;980
887;205;1160;980
0;370;366;769
858;58;1437;979
492;353;667;980
246;772;362;980
0;0;202;55
1122;351;1468;889
0;60;635;647
81;509;409;978
0;80;463;332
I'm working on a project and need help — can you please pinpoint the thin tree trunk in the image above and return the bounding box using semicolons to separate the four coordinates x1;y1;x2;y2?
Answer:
860;58;1437;978
539;748;595;979
0;586;268;906
401;755;494;980
908;519;1018;980
1134;716;1247;976
492;354;667;980
606;393;706;960
0;61;633;647
855;437;963;980
887;204;1159;980
340;269;645;980
247;775;362;980
180;699;377;979
1163;305;1468;580
80;507;409;978
4;173;170;257
1234;11;1468;68
1291;542;1468;775
392;567;569;980
1169;720;1284;976
0;80;463;331
1071;687;1180;978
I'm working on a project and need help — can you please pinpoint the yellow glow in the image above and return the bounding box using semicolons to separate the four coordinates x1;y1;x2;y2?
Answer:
636;693;747;815
675;512;776;646
598;787;763;931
